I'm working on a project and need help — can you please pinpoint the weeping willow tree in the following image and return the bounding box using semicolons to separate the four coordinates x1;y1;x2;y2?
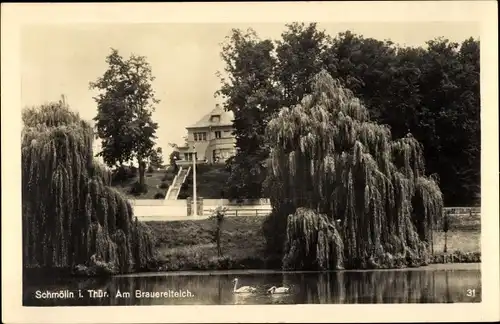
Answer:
22;100;156;275
265;70;443;270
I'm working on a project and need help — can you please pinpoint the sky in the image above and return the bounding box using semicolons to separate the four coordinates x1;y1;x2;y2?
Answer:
21;22;479;157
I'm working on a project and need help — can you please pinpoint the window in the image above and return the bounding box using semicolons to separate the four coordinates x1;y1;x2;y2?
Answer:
184;153;198;161
215;131;221;139
211;115;220;123
193;132;207;141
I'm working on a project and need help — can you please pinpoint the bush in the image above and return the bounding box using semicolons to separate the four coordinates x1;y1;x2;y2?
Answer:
129;181;148;196
154;192;165;199
159;181;169;189
162;172;175;182
432;251;481;264
147;165;155;173
177;181;190;199
72;254;118;277
262;209;288;256
112;165;138;183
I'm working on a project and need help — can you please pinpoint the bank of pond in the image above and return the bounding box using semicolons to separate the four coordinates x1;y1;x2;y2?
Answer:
24;216;481;279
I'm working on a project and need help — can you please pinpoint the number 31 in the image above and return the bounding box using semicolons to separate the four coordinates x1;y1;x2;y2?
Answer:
466;289;476;297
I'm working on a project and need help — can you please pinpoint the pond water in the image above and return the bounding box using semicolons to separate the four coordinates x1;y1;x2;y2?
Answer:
23;264;481;306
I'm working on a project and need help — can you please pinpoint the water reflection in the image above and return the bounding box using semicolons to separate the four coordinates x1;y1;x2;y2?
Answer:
24;267;481;306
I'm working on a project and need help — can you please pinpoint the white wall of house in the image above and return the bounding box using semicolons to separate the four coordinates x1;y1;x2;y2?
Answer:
180;125;236;164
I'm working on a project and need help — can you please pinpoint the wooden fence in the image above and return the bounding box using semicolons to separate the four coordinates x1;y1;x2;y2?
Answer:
134;201;480;223
443;207;480;216
440;206;481;231
222;208;272;217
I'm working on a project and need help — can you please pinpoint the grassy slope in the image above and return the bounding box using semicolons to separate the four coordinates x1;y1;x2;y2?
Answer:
433;212;480;252
146;217;279;271
112;169;176;200
431;212;481;262
433;231;480;253
146;212;481;271
111;165;230;200
178;164;230;199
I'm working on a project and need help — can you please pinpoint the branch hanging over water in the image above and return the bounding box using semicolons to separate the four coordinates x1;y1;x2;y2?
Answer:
22;101;156;275
265;70;443;270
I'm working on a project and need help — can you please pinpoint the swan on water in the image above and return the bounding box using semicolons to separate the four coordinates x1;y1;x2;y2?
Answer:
232;278;256;293
267;286;290;294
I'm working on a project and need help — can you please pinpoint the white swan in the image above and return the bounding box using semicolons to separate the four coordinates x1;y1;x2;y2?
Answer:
267;286;290;294
232;278;256;293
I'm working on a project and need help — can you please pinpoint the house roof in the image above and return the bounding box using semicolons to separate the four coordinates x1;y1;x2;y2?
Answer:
186;104;234;129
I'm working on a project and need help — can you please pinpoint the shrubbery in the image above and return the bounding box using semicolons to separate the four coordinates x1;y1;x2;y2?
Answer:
22;102;157;276
162;172;175;182
178;179;191;199
264;72;442;270
111;165;137;184
432;251;480;264
129;181;148;196
262;210;288;256
154;192;165;199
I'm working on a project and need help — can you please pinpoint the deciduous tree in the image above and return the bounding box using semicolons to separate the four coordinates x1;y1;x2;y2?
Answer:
266;71;443;270
218;25;480;206
90;48;159;190
216;28;281;199
22;101;155;274
149;147;164;170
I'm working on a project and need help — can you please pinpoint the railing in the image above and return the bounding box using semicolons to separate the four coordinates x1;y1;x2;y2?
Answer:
436;207;481;231
176;167;191;199
203;207;272;217
164;167;181;200
443;207;480;216
165;166;191;200
204;198;271;206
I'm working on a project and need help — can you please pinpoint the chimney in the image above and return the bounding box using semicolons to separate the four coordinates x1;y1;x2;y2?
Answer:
215;103;220;109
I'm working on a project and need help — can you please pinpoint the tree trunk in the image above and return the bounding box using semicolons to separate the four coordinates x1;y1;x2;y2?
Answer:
216;227;222;257
217;278;222;304
138;160;145;187
430;227;434;255
444;231;448;253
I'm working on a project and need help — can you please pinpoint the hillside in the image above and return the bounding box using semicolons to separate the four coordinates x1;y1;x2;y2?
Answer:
111;164;230;200
145;210;481;271
178;164;230;199
111;168;172;199
146;216;280;271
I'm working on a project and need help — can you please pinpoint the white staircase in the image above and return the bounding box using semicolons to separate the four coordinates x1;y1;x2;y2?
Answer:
165;166;191;200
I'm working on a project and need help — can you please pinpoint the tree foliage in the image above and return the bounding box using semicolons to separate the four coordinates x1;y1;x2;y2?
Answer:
90;48;160;190
276;23;330;107
209;206;228;257
22;101;156;274
148;147;164;170
216;29;281;199
168;143;181;173
266;71;443;270
218;25;479;206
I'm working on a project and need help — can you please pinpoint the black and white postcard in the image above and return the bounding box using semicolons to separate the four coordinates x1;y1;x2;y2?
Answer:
2;1;499;323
